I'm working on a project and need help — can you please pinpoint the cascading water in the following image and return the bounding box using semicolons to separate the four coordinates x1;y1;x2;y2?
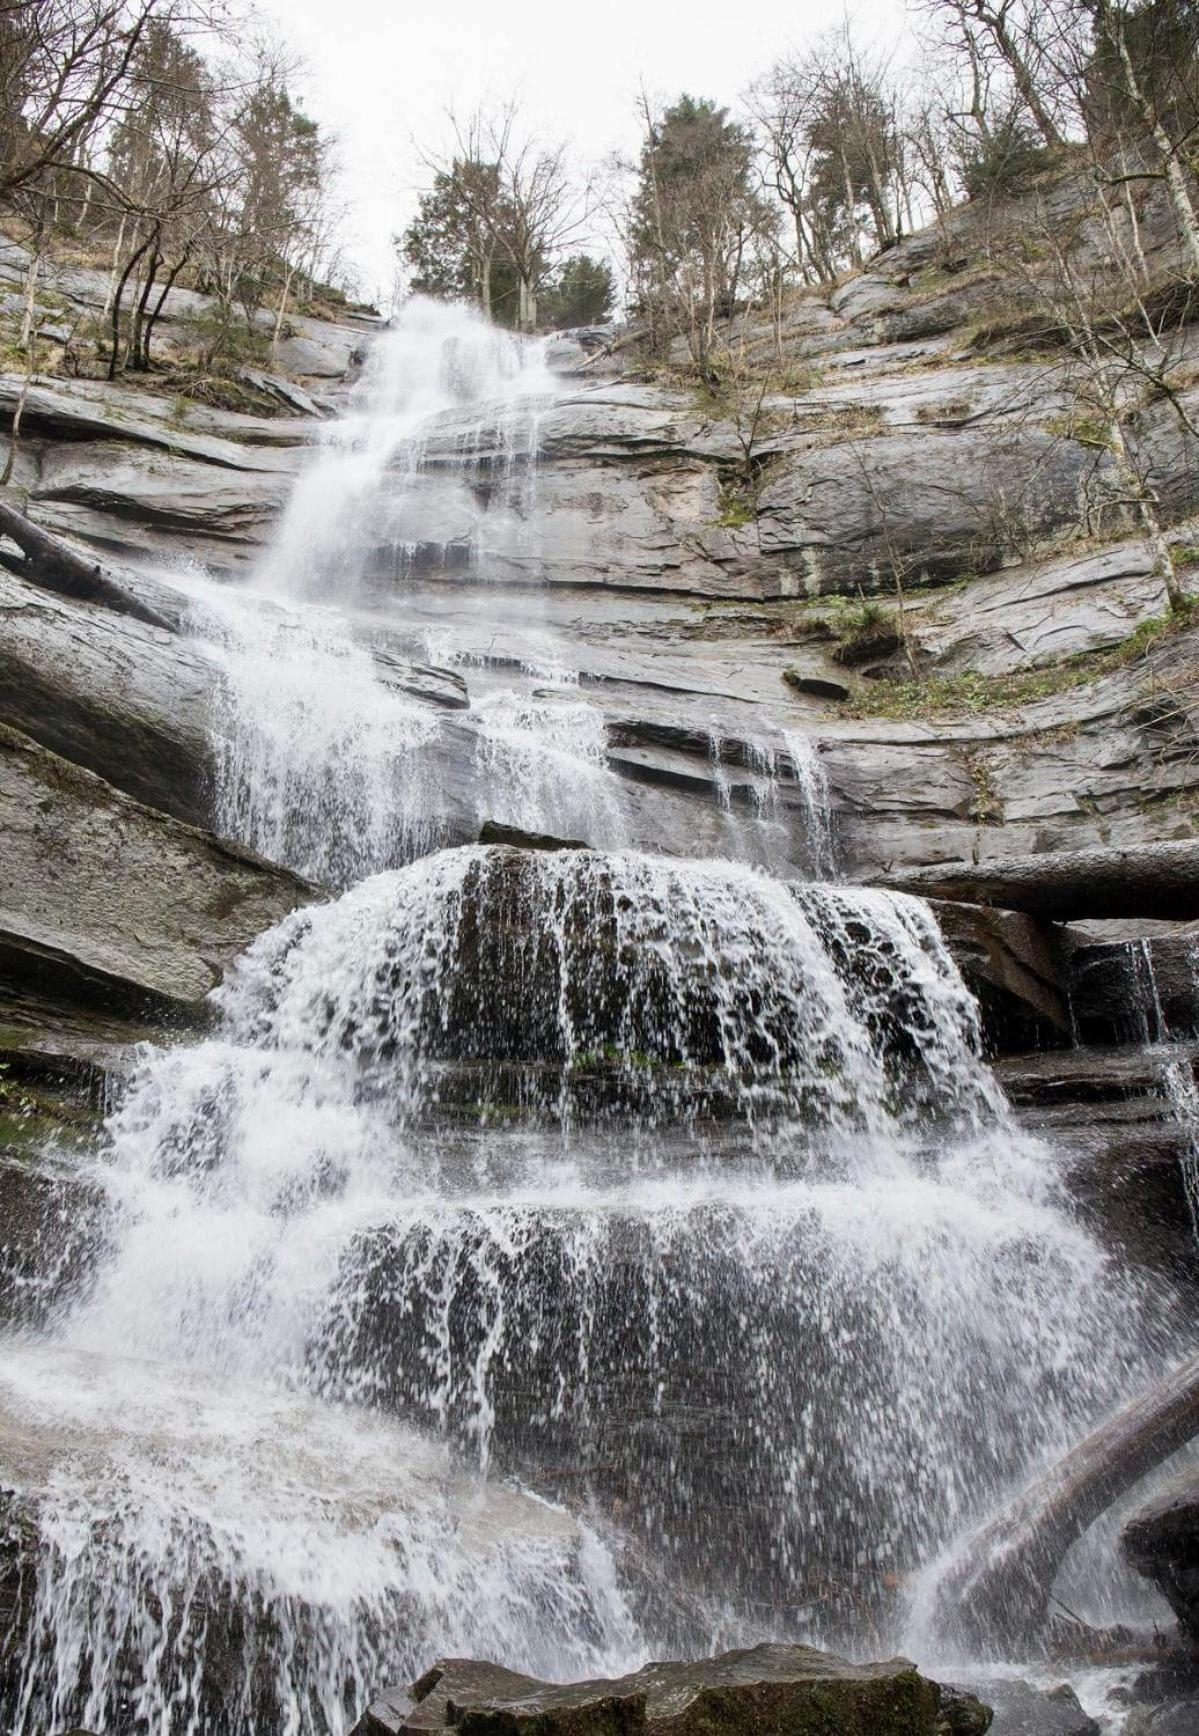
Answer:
3;299;1189;1734
0;847;1174;1729
193;298;640;880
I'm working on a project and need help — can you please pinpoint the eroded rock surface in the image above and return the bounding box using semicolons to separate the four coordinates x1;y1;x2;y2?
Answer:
0;724;312;1016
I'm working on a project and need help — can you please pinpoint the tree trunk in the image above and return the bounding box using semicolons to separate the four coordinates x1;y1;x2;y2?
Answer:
936;1348;1199;1651
108;232;152;381
143;252;190;368
130;239;162;372
271;260;297;360
0;499;176;630
872;838;1199;921
3;237;43;489
1103;0;1199;272
18;237;41;350
102;214;126;318
986;5;1063;146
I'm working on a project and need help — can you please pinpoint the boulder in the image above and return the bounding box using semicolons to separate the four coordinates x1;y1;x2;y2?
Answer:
352;1644;991;1736
0;723;314;1017
1124;1471;1199;1639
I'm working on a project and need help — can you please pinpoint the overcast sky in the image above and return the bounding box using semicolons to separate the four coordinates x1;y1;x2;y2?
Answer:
252;0;905;302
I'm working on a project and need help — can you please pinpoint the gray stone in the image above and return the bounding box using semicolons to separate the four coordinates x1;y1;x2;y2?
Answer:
756;425;1114;594
0;723;313;1016
912;544;1170;676
1130;1695;1199;1736
1068;930;1199;1043
928;900;1069;1043
352;1643;987;1736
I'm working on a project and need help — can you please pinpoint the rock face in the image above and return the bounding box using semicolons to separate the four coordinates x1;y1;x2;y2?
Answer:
6;168;1199;880
352;1645;991;1736
1124;1471;1199;1638
0;724;312;1018
1067;931;1199;1044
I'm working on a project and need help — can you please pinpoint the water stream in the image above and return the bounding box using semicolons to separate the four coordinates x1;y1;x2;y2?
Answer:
0;301;1186;1732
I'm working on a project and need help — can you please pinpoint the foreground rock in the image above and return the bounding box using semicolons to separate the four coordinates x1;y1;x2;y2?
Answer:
1124;1471;1199;1639
0;724;313;1018
874;841;1199;923
352;1645;991;1736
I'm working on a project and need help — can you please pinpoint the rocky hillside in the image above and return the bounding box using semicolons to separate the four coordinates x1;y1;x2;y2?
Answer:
3;166;1198;890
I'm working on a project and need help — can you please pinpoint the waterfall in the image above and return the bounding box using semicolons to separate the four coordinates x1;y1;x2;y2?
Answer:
203;591;442;884
6;297;1188;1735
193;299;638;880
1;849;1166;1730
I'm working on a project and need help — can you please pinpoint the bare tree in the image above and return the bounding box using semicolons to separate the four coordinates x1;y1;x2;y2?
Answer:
925;0;1069;145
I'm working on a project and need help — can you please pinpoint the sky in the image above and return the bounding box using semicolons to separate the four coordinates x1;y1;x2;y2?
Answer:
253;0;905;303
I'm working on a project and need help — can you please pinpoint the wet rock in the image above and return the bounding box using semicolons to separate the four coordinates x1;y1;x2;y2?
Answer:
1129;1694;1199;1735
352;1643;990;1736
0;723;313;1016
951;1679;1097;1736
1067;931;1199;1044
926;900;1069;1047
0;565;217;826
1124;1472;1199;1638
0;565;481;837
478;820;589;851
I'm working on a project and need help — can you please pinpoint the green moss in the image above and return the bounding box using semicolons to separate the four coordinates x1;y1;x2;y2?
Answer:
1043;412;1115;451
715;484;755;529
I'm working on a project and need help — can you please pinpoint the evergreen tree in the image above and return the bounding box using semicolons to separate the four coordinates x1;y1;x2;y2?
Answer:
539;254;615;327
629;94;772;364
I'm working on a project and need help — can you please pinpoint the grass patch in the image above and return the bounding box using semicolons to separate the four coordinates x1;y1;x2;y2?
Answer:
845;597;1196;718
778;594;895;644
715;482;754;528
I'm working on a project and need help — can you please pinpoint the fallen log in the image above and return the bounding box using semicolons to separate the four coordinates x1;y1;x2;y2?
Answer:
0;496;175;631
872;839;1199;922
936;1347;1199;1652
